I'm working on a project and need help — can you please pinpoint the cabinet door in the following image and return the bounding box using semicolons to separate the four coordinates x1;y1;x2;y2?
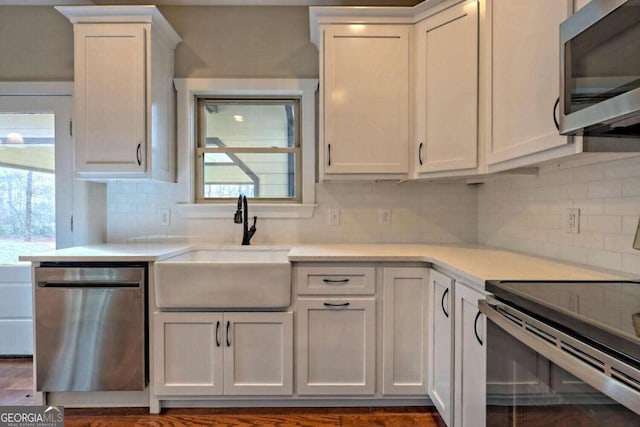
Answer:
484;0;573;165
296;298;376;395
414;0;478;174
322;25;409;176
74;23;146;174
153;312;223;396
428;269;454;426
454;282;487;427
382;267;429;395
223;312;293;396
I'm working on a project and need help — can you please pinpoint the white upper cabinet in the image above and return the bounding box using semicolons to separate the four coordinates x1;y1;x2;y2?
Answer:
481;0;575;171
413;0;478;177
320;24;410;179
56;6;181;181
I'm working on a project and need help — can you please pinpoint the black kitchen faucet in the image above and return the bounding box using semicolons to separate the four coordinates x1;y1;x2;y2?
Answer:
234;194;257;245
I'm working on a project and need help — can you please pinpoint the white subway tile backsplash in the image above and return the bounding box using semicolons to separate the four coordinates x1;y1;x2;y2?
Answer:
478;156;640;275
585;216;622;234
104;154;640;275
107;181;478;246
587;180;622;199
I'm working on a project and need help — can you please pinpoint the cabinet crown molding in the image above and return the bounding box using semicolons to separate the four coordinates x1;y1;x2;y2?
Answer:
309;0;462;46
55;5;182;48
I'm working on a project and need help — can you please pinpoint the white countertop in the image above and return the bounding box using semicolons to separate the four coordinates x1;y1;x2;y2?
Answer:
18;243;191;262
288;244;630;285
19;243;631;286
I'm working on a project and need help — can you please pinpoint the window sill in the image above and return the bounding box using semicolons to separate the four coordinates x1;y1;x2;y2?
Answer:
177;203;317;219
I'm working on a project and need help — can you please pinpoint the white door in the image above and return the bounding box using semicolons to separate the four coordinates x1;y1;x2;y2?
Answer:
322;25;410;175
454;282;487;427
382;267;429;395
414;0;478;174
428;269;454;426
223;312;293;395
153;312;224;396
74;23;146;174
0;91;73;355
484;0;573;165
296;298;376;395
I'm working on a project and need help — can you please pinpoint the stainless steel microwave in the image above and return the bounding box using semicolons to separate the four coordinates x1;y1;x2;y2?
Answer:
559;0;640;137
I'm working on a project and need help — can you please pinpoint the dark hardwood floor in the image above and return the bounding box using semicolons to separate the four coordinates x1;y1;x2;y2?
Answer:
1;358;445;427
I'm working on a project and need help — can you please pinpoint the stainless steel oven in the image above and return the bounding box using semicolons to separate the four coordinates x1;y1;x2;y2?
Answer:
480;280;640;426
559;0;640;136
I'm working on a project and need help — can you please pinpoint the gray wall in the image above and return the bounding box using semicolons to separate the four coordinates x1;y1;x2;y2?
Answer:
0;5;322;80
160;6;319;78
0;6;74;81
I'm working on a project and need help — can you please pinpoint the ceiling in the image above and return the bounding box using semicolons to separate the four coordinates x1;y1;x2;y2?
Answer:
1;0;421;5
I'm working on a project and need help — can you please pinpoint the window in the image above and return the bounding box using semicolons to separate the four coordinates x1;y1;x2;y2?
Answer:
174;78;317;219
196;98;301;203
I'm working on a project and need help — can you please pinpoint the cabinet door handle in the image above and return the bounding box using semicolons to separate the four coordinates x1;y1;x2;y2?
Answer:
215;321;221;347
418;142;424;166
553;97;560;131
322;278;350;285
474;311;483;346
136;143;142;166
324;302;350;308
328;144;331;166
226;320;231;347
441;287;449;318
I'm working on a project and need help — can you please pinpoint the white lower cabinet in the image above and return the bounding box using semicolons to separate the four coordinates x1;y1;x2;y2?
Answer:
454;281;487;427
428;269;454;426
382;267;429;395
429;269;489;427
154;311;293;396
296;298;376;395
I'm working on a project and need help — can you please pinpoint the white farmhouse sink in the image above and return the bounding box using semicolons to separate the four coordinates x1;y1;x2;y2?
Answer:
155;248;291;309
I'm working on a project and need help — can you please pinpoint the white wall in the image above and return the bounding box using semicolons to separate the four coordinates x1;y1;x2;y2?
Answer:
107;180;478;245
478;155;640;276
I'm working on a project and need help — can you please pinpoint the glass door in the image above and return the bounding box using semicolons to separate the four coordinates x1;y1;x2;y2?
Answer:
0;93;72;355
0;95;73;259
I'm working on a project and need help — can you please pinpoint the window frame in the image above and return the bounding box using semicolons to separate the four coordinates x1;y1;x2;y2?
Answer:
195;96;302;204
174;78;317;219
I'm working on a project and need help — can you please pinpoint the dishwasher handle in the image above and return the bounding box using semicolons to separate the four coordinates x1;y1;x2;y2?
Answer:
35;266;145;288
37;281;141;288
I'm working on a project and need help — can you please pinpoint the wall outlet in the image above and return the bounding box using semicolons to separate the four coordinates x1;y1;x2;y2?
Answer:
379;208;391;225
328;208;340;226
159;208;171;226
566;208;580;234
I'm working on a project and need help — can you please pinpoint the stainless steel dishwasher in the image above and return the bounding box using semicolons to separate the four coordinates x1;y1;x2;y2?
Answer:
34;262;147;391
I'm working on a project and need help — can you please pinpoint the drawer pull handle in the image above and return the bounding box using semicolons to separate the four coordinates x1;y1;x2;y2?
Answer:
322;278;350;285
418;142;424;166
324;302;350;308
441;287;449;318
226;320;231;347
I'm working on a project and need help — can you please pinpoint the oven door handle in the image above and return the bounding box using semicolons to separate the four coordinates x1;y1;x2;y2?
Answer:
479;299;640;416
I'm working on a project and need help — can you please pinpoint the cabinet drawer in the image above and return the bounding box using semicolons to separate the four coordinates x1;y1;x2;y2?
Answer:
296;266;375;295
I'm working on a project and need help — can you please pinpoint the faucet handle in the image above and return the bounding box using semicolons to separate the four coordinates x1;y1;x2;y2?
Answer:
233;195;243;223
233;210;243;224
